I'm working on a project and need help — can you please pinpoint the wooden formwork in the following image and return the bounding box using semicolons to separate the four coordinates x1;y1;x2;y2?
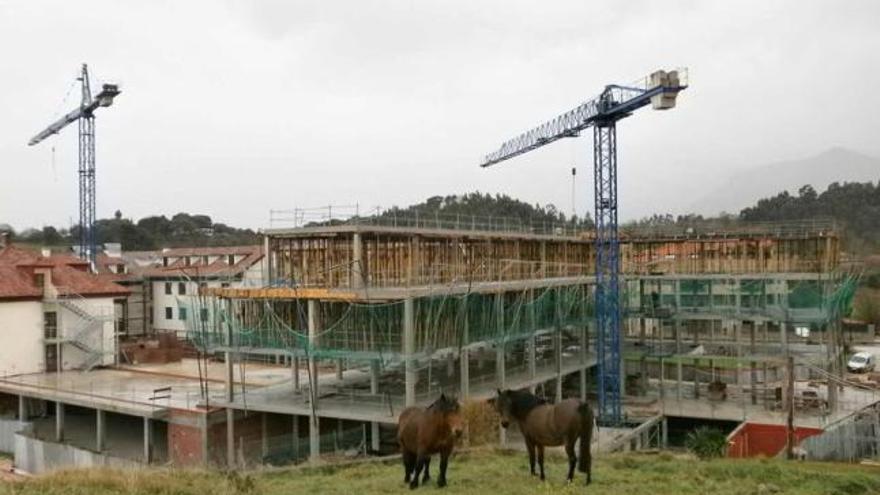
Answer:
265;225;840;290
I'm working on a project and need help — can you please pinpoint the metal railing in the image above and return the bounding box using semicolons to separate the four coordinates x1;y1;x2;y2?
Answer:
269;205;837;240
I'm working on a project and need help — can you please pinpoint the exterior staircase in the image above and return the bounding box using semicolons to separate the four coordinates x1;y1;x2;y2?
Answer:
46;294;115;371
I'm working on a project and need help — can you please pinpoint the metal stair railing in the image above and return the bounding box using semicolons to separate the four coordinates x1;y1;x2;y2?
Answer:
48;288;115;371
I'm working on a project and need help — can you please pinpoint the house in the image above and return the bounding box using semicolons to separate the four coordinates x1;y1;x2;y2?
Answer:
144;246;263;333
0;245;129;375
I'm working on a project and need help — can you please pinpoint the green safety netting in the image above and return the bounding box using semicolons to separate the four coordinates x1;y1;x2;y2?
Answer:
182;284;595;361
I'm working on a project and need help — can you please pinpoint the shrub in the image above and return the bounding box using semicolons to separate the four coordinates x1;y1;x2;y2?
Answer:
685;427;728;460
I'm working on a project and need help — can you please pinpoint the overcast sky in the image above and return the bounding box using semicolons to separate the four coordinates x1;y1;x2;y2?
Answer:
1;0;879;231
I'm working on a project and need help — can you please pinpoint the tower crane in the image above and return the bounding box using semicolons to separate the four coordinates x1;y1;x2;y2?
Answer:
28;64;121;270
480;69;688;424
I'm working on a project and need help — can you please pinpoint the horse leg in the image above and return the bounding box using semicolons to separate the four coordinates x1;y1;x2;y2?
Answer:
403;451;416;484
565;439;577;483
422;456;431;484
525;438;537;476
409;454;426;490
437;448;450;488
537;445;546;481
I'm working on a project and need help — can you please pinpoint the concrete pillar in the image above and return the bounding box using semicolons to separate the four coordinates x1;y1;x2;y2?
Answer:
352;233;364;289
661;417;668;449
439;352;450;379
96;409;106;452
370;359;381;452
261;413;269;459
201;415;210;468
579;369;587;401
336;359;344;381
292;357;301;392
554;322;563;402
460;297;470;399
144;417;153;465
495;292;506;445
659;356;665;400
55;402;64;442
675;320;683;401
18;395;26;423
404;298;416;407
780;322;788;350
226;408;235;468
293;415;301;460
263;234;272;284
307;299;320;461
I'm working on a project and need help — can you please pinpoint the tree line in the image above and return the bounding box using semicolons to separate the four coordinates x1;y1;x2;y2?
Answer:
4;181;878;252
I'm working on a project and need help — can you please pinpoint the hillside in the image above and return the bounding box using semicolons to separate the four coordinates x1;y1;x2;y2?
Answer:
4;450;880;495
688;148;880;216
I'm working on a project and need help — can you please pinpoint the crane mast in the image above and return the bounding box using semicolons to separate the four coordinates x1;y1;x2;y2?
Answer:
481;69;687;424
29;64;121;270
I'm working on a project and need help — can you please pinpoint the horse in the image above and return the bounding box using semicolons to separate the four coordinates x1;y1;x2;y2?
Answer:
492;388;595;485
397;393;465;489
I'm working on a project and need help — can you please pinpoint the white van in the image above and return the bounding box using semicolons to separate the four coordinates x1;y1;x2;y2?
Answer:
847;352;876;373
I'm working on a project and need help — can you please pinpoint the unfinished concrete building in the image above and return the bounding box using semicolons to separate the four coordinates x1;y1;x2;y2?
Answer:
0;217;872;471
188;217;866;465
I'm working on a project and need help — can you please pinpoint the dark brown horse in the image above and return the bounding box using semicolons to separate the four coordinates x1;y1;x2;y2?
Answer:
493;389;595;485
397;393;464;489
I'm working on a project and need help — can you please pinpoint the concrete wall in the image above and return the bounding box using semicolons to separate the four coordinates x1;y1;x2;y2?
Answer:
0;417;27;453
14;433;141;474
0;301;45;375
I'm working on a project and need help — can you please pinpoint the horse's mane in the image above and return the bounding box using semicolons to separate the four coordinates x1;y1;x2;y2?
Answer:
428;394;459;414
507;389;547;421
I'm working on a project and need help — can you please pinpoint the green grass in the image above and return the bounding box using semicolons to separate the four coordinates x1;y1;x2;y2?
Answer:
4;449;880;495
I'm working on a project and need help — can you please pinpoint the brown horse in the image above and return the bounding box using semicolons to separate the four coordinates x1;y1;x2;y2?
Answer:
493;388;595;485
397;393;464;489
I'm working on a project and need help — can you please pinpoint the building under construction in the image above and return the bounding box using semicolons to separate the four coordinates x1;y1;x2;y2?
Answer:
186;215;869;466
0;215;874;472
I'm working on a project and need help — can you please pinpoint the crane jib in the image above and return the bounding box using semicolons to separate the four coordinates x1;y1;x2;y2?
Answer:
480;76;686;168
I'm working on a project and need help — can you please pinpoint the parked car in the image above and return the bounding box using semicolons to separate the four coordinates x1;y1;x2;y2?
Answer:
847;352;876;373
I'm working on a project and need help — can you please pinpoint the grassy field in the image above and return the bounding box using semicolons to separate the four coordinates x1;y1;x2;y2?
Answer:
4;449;880;495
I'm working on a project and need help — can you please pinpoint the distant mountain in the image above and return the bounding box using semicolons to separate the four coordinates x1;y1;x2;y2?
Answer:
688;148;880;216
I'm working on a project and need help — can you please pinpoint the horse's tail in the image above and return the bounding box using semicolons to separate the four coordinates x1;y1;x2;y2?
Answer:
577;402;594;474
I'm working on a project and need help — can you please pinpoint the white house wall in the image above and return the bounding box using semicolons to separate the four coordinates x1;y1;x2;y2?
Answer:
0;301;45;376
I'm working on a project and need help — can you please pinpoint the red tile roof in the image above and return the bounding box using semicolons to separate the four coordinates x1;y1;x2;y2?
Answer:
143;245;263;279
0;246;130;300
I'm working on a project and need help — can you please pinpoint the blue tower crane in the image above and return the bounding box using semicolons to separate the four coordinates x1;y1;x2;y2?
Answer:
480;69;688;424
28;64;121;271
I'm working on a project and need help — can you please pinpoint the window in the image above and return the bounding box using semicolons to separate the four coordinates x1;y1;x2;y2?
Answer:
34;273;45;288
44;312;57;339
164;282;172;295
179;307;187;321
200;308;209;322
165;307;173;320
178;282;186;295
116;264;126;274
185;257;192;266
221;282;230;288
228;254;235;265
163;257;169;267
